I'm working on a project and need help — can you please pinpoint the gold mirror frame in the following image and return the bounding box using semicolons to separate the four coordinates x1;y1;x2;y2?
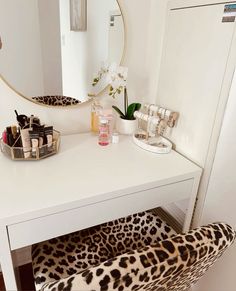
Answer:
0;0;126;108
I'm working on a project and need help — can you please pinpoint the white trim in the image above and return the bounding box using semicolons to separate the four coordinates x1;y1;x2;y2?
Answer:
168;0;236;10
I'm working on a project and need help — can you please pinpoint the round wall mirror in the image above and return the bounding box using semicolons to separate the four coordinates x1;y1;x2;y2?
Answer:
0;0;125;107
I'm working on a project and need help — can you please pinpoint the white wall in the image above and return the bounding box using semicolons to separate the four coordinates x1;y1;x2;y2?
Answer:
87;0;121;86
147;0;168;102
108;13;124;63
59;0;87;100
0;0;44;96
194;67;236;291
0;0;64;97
119;0;167;104
38;0;63;95
0;0;164;134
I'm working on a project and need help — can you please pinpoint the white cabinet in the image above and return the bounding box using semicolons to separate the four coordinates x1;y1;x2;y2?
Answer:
157;0;236;226
158;0;236;166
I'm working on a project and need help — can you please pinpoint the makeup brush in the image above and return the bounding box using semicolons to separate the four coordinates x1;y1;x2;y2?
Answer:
14;110;29;128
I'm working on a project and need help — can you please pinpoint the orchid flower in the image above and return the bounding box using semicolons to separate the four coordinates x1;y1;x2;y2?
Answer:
93;62;128;98
106;63;128;98
92;62;140;120
92;61;110;86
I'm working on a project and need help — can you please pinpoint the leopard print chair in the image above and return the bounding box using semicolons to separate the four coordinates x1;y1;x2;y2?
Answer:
32;211;235;291
32;96;80;106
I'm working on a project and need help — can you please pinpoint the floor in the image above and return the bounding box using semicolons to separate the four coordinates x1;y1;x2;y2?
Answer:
0;264;35;291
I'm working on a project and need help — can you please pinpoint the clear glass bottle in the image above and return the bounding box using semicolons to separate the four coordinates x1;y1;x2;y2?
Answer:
91;99;103;133
99;109;113;140
98;119;109;146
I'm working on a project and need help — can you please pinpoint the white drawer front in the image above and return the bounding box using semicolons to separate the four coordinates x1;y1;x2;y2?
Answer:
8;179;193;250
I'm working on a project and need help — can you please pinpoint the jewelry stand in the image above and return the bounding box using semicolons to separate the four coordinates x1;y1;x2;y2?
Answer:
133;104;179;154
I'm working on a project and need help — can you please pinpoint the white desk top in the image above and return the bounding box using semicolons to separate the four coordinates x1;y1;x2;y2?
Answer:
0;133;201;224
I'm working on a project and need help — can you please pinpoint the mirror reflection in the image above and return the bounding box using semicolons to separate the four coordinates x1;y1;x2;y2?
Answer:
0;0;125;106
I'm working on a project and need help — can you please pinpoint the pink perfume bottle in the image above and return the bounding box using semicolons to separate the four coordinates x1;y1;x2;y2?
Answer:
99;109;113;138
98;119;109;146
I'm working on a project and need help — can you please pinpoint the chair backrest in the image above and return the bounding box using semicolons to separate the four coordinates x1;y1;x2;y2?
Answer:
40;222;235;291
32;211;177;290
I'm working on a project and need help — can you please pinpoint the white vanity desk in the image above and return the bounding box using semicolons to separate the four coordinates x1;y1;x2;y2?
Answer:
0;133;201;290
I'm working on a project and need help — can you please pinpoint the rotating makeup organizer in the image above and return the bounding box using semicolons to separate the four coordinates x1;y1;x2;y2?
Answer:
0;112;60;161
133;104;179;154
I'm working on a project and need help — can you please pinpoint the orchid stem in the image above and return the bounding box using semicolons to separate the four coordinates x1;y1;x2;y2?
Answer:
124;86;128;116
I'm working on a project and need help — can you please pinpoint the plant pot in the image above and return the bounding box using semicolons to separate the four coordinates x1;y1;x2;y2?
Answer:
116;117;137;135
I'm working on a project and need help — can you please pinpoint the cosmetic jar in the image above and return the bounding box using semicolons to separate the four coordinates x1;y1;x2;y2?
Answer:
112;132;119;144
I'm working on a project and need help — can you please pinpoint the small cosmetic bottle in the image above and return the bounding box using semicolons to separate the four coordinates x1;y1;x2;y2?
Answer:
112;132;119;144
100;109;113;140
98;119;109;146
91;99;103;133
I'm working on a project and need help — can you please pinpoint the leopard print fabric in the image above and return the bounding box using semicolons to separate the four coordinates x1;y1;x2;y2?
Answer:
32;96;80;106
32;211;176;290
32;214;235;291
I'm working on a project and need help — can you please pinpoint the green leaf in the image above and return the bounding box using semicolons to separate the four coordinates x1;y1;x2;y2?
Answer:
126;103;141;120
112;106;125;118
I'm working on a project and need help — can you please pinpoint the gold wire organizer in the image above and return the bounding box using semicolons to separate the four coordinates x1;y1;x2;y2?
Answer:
0;130;60;161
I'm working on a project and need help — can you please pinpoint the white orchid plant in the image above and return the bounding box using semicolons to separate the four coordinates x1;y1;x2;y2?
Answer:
92;62;141;120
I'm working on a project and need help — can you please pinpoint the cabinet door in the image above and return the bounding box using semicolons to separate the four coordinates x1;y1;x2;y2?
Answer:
158;2;236;166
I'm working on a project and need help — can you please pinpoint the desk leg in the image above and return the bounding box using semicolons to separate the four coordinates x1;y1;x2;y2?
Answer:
0;225;20;290
183;175;201;232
